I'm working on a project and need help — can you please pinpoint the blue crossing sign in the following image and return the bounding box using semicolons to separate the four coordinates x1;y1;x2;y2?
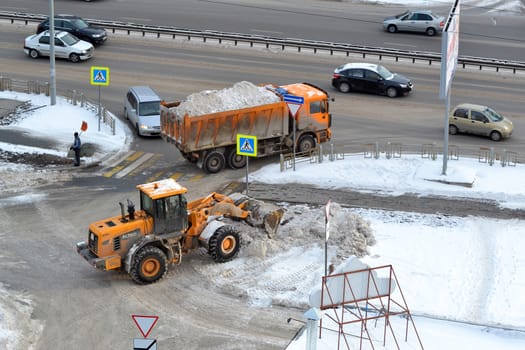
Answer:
283;94;304;105
90;66;110;86
236;134;257;157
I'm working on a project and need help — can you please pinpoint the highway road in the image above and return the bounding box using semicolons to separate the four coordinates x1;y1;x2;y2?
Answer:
2;19;524;170
1;2;525;349
2;0;525;60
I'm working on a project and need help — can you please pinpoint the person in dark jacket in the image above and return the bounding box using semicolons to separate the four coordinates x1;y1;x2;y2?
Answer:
71;132;81;166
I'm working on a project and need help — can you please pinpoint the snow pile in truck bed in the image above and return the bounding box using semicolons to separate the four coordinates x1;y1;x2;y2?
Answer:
172;81;281;118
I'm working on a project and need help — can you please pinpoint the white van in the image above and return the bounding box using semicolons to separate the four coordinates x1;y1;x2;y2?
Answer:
124;86;161;137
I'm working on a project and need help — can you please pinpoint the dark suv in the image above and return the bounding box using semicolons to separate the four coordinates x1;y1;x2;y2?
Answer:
37;15;107;46
331;63;413;98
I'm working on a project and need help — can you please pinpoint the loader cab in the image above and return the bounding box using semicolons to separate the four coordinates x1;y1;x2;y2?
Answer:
137;179;189;235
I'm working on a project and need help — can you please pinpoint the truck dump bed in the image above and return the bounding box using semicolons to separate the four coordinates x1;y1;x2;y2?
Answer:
161;100;289;154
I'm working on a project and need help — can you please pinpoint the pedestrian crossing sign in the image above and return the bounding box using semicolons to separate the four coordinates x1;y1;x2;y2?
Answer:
90;66;110;86
236;134;257;157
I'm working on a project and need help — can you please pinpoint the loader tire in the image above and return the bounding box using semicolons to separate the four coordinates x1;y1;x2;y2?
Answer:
129;246;168;285
208;225;240;263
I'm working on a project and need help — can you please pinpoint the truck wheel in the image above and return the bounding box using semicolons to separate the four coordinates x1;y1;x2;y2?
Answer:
226;148;246;169
129;246;168;284
298;135;315;153
203;151;225;173
208;225;240;263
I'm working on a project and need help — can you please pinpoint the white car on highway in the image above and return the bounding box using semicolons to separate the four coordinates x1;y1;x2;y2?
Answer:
24;30;94;63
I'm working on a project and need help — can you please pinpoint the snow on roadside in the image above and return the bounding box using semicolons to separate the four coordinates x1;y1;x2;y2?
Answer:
0;283;43;350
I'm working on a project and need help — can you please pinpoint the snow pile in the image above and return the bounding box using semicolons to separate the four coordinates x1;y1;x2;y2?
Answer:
171;81;281;118
242;202;375;262
197;202;376;308
0;161;73;195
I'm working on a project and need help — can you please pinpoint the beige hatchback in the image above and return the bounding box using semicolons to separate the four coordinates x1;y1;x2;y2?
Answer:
449;103;514;141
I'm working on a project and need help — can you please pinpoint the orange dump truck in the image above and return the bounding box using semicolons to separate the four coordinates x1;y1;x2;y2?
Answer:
160;81;332;173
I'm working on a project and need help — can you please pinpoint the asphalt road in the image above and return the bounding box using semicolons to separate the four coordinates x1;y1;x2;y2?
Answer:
2;0;525;60
2;20;525;164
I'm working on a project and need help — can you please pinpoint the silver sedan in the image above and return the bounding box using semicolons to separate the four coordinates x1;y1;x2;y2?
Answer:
383;10;445;36
24;30;94;63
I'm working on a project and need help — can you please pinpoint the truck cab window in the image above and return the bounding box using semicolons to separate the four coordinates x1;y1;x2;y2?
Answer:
309;100;327;114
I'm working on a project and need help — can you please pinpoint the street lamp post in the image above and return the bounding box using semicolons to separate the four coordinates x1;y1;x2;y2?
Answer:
49;0;56;105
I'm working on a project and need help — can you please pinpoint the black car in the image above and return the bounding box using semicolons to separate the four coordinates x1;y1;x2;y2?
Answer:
36;14;107;46
331;63;413;98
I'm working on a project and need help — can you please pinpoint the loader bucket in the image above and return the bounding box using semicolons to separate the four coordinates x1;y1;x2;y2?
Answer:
230;194;284;238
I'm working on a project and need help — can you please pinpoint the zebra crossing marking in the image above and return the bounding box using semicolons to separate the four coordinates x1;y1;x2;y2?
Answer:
114;152;156;179
102;151;143;178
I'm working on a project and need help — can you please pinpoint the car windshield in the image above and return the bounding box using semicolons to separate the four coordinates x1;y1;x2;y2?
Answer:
61;33;79;46
139;101;160;116
71;19;89;29
484;107;504;122
395;11;410;19
376;65;394;80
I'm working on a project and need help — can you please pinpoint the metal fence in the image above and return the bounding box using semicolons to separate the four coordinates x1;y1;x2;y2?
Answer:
1;11;524;74
0;76;116;134
0;76;50;95
280;141;521;172
65;90;116;135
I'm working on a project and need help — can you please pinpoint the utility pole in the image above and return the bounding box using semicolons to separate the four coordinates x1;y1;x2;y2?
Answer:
49;0;56;105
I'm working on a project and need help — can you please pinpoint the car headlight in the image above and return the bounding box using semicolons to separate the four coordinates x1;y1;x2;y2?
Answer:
139;124;149;130
92;34;102;38
399;84;407;88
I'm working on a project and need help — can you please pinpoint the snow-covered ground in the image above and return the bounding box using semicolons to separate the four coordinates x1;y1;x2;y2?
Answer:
2;79;525;350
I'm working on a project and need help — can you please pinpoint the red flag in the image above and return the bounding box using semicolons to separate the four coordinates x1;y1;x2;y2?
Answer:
80;121;88;132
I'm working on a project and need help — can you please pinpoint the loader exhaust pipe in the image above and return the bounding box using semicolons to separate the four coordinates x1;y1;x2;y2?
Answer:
127;199;135;221
119;201;127;222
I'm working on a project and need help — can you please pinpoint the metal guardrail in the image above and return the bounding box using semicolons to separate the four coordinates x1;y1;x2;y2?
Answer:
2;11;525;74
0;77;116;134
0;76;49;95
279;142;521;172
66;90;116;135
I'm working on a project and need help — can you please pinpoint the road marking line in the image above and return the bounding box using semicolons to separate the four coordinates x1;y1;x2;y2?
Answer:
128;154;163;177
189;174;205;181
102;151;143;178
114;153;155;179
382;42;417;48
170;173;183;181
147;170;166;183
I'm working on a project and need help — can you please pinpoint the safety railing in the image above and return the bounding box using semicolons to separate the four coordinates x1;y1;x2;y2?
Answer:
279;142;521;172
1;11;524;74
0;76;116;134
66;90;116;135
0;76;50;95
